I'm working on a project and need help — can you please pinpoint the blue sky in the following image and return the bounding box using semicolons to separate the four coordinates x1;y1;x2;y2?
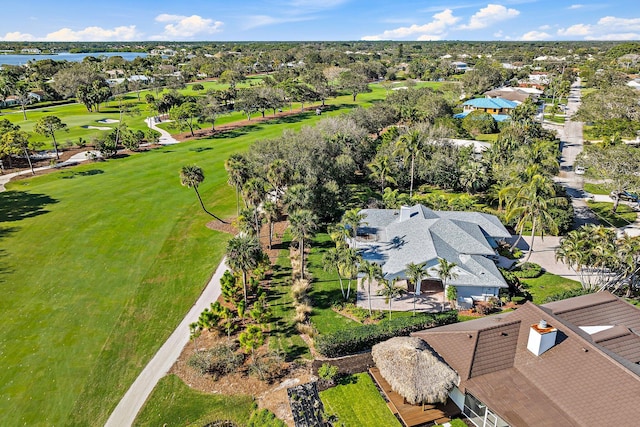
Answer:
2;0;639;42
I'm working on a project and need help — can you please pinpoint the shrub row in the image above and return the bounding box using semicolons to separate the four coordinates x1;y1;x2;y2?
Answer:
314;311;458;358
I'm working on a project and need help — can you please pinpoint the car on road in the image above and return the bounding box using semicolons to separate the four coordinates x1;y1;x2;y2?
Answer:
574;166;585;175
610;190;640;203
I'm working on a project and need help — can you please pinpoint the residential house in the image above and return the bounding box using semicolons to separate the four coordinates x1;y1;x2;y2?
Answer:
411;291;640;426
484;87;538;104
454;97;518;122
355;204;510;305
451;61;469;72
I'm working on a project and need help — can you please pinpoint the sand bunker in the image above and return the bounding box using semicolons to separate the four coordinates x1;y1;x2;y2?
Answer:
97;119;120;124
83;125;111;130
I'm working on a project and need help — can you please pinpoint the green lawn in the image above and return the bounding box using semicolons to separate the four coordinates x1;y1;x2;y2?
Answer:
133;374;254;427
307;233;364;335
320;373;401;427
267;231;311;360
0;90;376;425
520;273;582;304
583;182;611;195
587;201;637;228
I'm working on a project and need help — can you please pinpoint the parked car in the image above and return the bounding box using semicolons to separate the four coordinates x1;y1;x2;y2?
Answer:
574;166;585;175
610;190;640;203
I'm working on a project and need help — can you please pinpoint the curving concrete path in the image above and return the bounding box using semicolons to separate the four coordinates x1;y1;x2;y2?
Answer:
145;117;179;145
105;257;227;427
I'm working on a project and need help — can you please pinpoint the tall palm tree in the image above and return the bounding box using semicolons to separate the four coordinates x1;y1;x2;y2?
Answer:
339;247;361;300
367;154;397;193
289;209;318;279
180;165;227;223
283;183;310;214
556;229;591;289
263;200;279;250
224;154;250;216
243;177;267;237
504;174;566;264
328;222;351;249
226;234;263;304
377;277;405;320
436;258;458;312
406;262;428;315
394;129;427;197
341;209;367;246
359;260;383;315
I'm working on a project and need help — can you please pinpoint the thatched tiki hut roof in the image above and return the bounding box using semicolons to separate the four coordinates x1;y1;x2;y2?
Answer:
372;336;459;405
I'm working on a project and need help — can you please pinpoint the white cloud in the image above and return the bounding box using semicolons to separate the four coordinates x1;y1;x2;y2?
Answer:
44;26;141;41
597;16;640;32
568;4;583;9
520;30;552;41
154;14;223;39
361;9;459;41
459;4;520;30
0;31;36;41
539;25;551;31
557;24;592;36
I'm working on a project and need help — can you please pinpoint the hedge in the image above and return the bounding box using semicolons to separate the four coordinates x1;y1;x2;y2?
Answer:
314;311;458;358
512;262;543;279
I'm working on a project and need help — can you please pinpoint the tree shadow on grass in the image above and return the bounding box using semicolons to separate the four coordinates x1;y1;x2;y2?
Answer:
0;191;59;222
310;287;344;310
60;169;104;179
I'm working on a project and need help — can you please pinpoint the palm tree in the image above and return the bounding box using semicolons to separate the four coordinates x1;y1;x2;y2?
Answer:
436;258;458;312
226;234;264;304
339;247;361;300
394;129;427;197
328;222;351;249
359;260;383;315
504;174;567;264
368;154;397;193
263;200;279;250
180;165;227;223
224;154;250;216
406;262;428;315
341;209;367;246
323;248;346;299
243;177;267;236
377;277;405;320
556;229;591;289
289;209;318;279
283;183;309;214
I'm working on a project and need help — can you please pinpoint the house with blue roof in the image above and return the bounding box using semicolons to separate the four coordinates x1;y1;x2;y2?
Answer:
454;97;518;122
354;204;510;310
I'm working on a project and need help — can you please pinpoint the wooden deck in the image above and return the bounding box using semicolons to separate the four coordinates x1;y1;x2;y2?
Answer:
369;367;460;427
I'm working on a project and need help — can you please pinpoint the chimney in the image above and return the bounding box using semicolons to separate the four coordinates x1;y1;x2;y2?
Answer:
527;320;557;356
399;205;411;222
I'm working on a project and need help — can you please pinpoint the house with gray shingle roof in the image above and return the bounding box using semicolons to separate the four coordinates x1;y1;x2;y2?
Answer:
355;204;510;307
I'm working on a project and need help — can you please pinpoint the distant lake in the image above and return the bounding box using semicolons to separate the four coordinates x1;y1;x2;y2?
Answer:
0;51;148;66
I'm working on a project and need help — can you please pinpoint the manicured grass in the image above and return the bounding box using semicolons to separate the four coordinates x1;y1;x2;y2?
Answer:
583;182;611;195
520;273;582;304
0;92;375;425
267;231;311;360
307;233;363;335
320;373;402;427
587;201;637;228
133;374;254;427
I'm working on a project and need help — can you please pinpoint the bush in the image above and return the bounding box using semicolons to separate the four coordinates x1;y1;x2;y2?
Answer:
187;343;244;378
314;311;457;358
192;83;205;91
513;262;543;279
543;288;593;303
247;408;286;427
248;350;286;383
317;363;339;381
